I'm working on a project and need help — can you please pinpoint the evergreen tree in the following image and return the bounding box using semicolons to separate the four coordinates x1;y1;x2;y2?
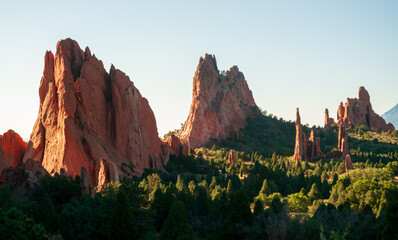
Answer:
176;175;186;192
161;200;194;240
308;183;320;203
253;199;264;216
110;188;137;240
227;179;233;194
259;179;271;195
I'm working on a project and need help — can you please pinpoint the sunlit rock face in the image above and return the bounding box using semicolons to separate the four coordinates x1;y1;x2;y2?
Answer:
293;108;324;162
338;87;394;131
0;130;27;172
177;54;257;149
23;38;168;185
324;108;335;128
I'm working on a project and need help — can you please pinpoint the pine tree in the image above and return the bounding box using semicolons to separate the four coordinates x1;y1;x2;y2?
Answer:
227;179;233;194
308;183;320;202
110;189;137;240
161;200;193;240
176;175;186;192
259;179;271;195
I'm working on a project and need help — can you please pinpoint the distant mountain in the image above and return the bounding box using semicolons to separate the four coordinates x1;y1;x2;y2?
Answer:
382;104;398;129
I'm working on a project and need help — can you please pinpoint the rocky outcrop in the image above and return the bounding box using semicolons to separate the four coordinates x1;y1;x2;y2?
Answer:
337;87;394;131
0;159;48;200
0;130;27;172
177;54;257;150
338;122;349;159
294;108;324;161
345;154;354;172
308;130;325;160
324;108;335;128
228;150;237;165
165;134;183;155
23;38;168;186
97;158;119;192
293;108;306;162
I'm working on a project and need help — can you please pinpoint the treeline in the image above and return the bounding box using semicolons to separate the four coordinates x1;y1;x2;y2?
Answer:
1;150;397;239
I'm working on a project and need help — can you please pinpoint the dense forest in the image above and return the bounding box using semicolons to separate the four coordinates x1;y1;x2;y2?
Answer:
1;111;398;240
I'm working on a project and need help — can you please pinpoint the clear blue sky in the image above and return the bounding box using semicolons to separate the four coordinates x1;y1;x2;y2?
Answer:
1;1;398;139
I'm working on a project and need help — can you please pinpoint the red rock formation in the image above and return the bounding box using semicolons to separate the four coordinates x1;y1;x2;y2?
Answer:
97;158;119;191
338;122;349;158
23;38;168;185
228;150;237;165
294;109;324;161
338;87;394;131
337;102;345;123
177;54;257;149
308;130;325;160
345;154;354;172
324;108;335;128
0;130;27;168
165;134;183;155
293;108;306;162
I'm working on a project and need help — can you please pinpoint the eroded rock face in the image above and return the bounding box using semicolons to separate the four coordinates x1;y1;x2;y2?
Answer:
294;109;324;161
0;130;27;170
338;87;394;131
228;150;237;165
345;154;354;172
177;54;257;149
23;38;167;185
324;108;335;128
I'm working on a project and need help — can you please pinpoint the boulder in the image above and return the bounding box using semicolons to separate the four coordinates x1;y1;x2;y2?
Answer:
23;38;168;185
177;54;257;150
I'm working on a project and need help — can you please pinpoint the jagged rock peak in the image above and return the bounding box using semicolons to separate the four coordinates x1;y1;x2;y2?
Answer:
23;38;168;185
294;108;324;161
177;54;257;149
338;86;394;131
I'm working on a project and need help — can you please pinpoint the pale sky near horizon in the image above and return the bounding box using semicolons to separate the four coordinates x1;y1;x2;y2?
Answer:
1;1;398;139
